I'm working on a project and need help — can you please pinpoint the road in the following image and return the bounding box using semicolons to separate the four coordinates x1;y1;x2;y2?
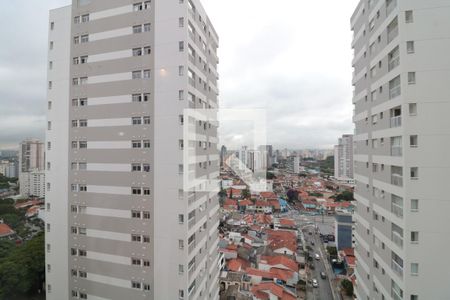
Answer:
283;210;336;300
306;231;334;300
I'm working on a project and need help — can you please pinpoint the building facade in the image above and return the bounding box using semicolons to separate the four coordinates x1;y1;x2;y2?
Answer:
351;0;450;299
334;134;354;180
19;170;45;198
46;1;220;299
19;138;45;174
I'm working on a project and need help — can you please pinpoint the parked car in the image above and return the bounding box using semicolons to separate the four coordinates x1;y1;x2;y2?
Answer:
320;272;326;279
315;253;320;260
312;279;319;288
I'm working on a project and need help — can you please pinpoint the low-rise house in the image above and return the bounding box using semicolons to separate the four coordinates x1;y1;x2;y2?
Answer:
224;199;238;211
0;223;15;240
238;199;255;212
259;256;299;273
251;282;296;300
255;201;273;214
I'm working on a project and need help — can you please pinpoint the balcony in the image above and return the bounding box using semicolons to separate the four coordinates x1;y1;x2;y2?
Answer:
392;231;403;248
386;0;397;16
188;240;196;253
387;18;399;44
388;56;400;71
391;174;403;187
188;77;196;87
391;259;403;277
390;116;402;128
391;146;403;156
389;85;401;99
391;202;403;218
188;216;196;229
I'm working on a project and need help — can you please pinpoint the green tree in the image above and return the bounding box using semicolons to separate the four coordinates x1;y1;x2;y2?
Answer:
0;214;21;229
266;172;276;180
242;188;250;199
341;279;354;296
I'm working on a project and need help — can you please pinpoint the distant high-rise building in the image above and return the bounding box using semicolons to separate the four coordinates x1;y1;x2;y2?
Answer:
19;170;45;198
0;160;18;178
46;1;220;299
19;138;44;174
351;1;450;299
334;134;353;180
220;145;227;166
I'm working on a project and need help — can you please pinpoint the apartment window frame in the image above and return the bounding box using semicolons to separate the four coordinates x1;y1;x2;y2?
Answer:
133;25;143;34
144;23;151;32
405;10;413;23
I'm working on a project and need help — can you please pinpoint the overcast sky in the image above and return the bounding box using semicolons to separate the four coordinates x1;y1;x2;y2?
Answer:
0;0;359;150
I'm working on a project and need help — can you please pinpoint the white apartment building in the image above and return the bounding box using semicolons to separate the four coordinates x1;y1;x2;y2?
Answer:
46;1;220;299
334;134;354;180
19;170;45;198
351;1;450;299
0;160;17;178
19;138;45;174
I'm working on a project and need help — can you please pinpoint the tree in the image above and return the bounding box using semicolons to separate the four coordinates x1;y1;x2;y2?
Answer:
266;172;276;180
334;190;354;202
341;279;354;296
0;214;21;230
242;188;250;199
327;246;337;257
286;189;298;202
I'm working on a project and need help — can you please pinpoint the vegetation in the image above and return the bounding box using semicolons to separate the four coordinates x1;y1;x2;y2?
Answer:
286;189;298;202
341;279;354;296
332;190;354;202
241;188;250;199
266;172;276;180
0;176;17;190
318;156;334;175
0;233;45;299
327;246;337;257
308;192;323;197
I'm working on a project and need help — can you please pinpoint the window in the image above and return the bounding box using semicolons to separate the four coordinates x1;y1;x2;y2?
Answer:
179;115;184;125
411;199;419;211
132;234;142;242
143;140;151;148
411;296;418;300
132;117;142;125
143;70;151;78
179;65;184;76
179;140;184;150
79;249;87;256
132;140;142;148
133;25;142;33
143;259;150;267
79;119;87;127
179;17;184;27
80;77;88;85
144;46;151;55
143;211;151;219
132;281;141;289
410;135;418;148
405;10;413;23
407;41;415;54
179;239;184;249
49;61;53;69
81;34;89;43
410;167;419;179
79;271;87;278
79;141;87;149
79;185;87;192
132;258;141;265
144;23;151;32
48;101;52;110
133;70;142;79
144;93;150;102
134;3;143;11
80;293;87;300
48;121;52;130
132;164;141;172
143;235;150;243
133;94;142;102
179;90;184;100
143;164;150;172
49;41;54;49
178;214;184;224
143;116;151;125
411;263;419;275
144;284;150;291
411;231;419;243
132;187;142;195
74;16;80;24
144;1;151;9
82;14;89;22
73;78;79;86
179;264;184;274
143;188;151;195
48;81;53;89
133;48;142;56
409;103;417;115
179;41;185;52
408;72;416;84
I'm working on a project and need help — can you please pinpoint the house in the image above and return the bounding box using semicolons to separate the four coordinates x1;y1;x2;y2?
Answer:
224;199;238;211
219;271;251;296
269;240;296;256
251;282;296;300
0;223;15;240
259;256;299;273
238;199;255;212
259;191;277;200
227;258;250;272
255;201;273;214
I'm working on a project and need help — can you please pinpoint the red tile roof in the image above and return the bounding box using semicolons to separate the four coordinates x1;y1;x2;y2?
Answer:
224;199;238;206
269;268;295;282
251;282;296;300
279;219;295;227
0;223;14;236
255;201;272;207
239;199;254;206
260;256;298;272
269;240;296;253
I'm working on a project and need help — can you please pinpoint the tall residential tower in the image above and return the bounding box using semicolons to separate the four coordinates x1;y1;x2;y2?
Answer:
46;1;220;299
351;0;450;299
334;134;354;180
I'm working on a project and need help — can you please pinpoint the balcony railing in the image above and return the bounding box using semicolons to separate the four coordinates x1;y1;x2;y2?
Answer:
188;217;196;229
386;0;397;16
388;25;399;43
391;202;403;218
188;77;196;87
391;146;403;157
389;85;401;99
188;240;196;253
391;259;403;277
390;116;402;128
388;56;400;71
391;174;403;187
392;231;403;248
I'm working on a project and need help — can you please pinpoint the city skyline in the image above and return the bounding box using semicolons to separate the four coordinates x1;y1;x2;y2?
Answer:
0;0;359;149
